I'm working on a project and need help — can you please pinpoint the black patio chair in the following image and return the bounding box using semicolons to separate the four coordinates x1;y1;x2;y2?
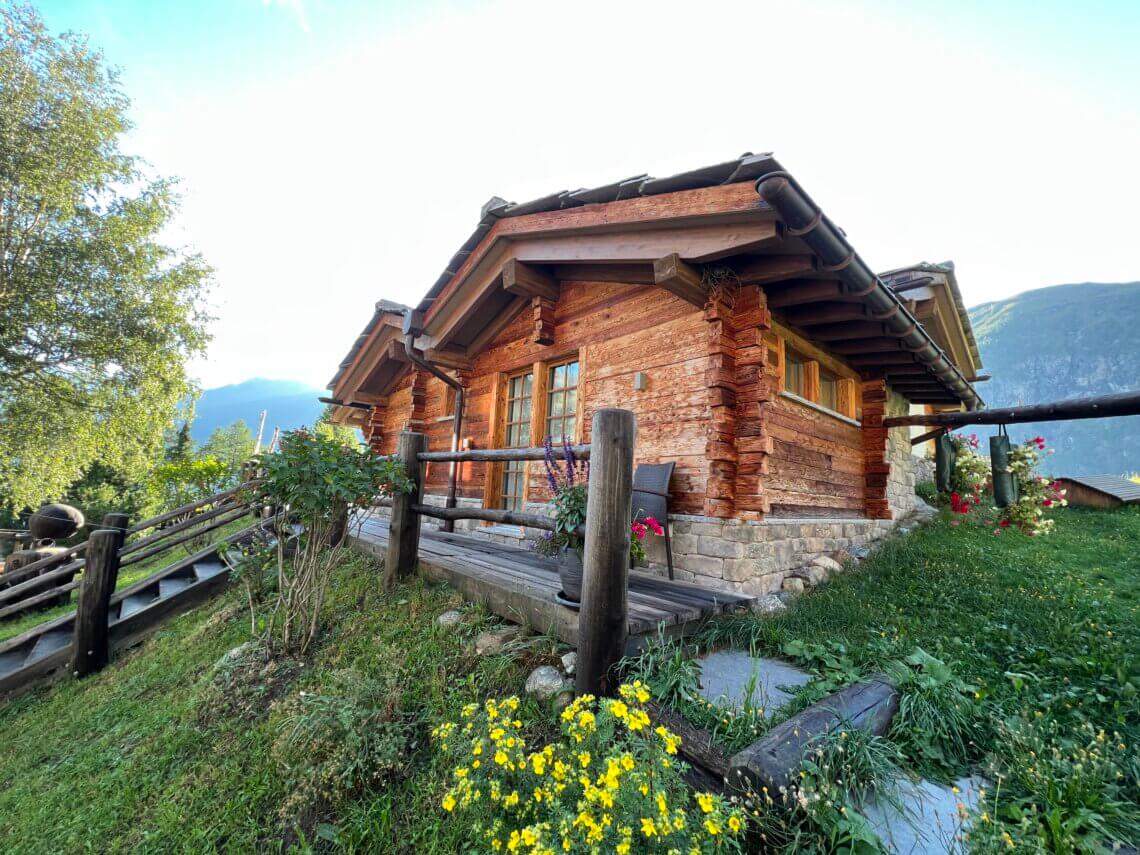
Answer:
632;462;676;580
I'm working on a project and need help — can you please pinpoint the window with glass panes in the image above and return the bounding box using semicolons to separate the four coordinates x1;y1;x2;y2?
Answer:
784;349;806;397
818;367;839;412
500;372;533;511
545;360;579;442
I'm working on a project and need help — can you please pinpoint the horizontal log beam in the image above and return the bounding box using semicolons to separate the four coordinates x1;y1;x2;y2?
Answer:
848;352;921;366
502;258;559;301
765;280;855;309
418;444;591;463
549;263;655;285
780;302;870;326
411;505;556;532
883;390;1140;428
422;346;472;371
653;253;706;307
828;337;908;355
808;321;889;341
733;253;816;285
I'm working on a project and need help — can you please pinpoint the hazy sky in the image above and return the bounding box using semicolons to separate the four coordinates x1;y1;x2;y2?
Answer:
35;0;1140;390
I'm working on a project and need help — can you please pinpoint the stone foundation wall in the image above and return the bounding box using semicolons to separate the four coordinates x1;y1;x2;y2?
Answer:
886;391;920;518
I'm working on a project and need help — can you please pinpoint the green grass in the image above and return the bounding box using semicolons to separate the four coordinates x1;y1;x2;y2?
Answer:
0;550;555;853
696;505;1140;850
0;519;254;644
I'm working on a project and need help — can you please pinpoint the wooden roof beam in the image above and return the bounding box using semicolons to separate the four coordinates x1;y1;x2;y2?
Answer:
806;321;889;341
828;338;909;355
502;259;559;301
848;352;921;366
653;254;707;308
386;339;411;362
733;254;817;285
766;280;856;309
423;345;473;371
780;302;870;326
549;263;656;285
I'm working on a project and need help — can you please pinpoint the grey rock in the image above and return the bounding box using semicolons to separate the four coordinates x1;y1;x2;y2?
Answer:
560;651;577;675
553;690;575;712
436;610;463;628
474;625;522;656
792;563;828;586
812;555;844;574
863;774;987;854
748;594;788;616
525;665;570;700
781;577;805;595
849;545;872;560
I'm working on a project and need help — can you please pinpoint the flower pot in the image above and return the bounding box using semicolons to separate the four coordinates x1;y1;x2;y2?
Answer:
557;546;584;602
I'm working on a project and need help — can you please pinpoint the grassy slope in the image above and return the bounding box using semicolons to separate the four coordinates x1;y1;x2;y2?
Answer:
704;506;1139;731
0;551;553;854
1;508;1136;852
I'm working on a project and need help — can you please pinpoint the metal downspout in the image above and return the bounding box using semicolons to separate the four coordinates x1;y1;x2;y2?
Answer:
402;321;464;533
754;173;982;411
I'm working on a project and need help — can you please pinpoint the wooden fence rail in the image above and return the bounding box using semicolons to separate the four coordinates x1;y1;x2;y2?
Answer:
380;410;635;697
417;444;591;463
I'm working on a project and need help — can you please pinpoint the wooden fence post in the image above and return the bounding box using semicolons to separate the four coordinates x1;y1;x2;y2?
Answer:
576;408;636;698
73;512;128;677
384;431;426;589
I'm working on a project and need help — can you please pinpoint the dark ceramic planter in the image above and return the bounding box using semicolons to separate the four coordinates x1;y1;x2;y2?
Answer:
557;546;584;602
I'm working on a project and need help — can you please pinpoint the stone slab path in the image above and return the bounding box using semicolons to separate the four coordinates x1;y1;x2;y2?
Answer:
695;650;811;717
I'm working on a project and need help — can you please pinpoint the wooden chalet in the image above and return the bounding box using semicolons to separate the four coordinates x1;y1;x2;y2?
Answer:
329;153;984;595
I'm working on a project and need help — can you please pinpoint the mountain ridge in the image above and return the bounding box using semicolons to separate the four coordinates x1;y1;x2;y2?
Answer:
189;377;325;443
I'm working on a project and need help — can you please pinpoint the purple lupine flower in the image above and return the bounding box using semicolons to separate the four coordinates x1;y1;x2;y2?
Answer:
563;436;575;486
543;435;560;494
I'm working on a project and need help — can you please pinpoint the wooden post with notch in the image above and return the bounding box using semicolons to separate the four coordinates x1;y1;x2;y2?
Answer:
72;512;128;677
576;408;636;697
384;431;426;589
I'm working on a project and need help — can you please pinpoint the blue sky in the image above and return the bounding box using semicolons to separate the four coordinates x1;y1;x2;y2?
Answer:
34;0;1140;389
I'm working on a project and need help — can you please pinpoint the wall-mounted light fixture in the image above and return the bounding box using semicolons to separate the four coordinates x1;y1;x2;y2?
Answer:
633;371;649;392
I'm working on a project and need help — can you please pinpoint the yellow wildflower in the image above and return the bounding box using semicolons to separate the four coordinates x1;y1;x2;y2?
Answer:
640;817;657;838
697;793;715;813
442;793;456;812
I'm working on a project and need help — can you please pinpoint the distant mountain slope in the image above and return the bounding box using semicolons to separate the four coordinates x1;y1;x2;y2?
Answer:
190;378;324;443
968;282;1140;476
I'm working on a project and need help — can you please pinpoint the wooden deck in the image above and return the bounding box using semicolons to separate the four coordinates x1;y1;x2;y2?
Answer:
349;514;756;649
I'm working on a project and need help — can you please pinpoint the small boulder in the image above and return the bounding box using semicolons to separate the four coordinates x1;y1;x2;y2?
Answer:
812;555;844;575
561;651;577;675
474;625;522;656
554;690;575;712
781;577;805;595
849;545;871;561
792;564;828;587
214;641;254;671
526;665;570;700
436;610;463;628
749;594;788;616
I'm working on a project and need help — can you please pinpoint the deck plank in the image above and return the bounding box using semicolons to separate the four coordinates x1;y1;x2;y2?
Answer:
349;514;755;648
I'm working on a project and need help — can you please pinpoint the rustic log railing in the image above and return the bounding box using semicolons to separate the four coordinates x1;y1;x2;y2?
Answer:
382;409;634;697
0;479;263;621
889;389;1140;433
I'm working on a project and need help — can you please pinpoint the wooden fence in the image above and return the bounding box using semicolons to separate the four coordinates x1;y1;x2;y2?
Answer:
0;480;264;679
385;408;635;696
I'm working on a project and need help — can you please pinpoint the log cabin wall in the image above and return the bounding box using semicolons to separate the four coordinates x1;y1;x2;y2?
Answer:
367;280;711;515
363;280;912;524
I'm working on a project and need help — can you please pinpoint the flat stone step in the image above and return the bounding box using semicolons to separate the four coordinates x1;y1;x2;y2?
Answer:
695;650;812;717
193;560;227;580
158;576;194;598
862;774;987;854
118;591;158;619
26;629;71;664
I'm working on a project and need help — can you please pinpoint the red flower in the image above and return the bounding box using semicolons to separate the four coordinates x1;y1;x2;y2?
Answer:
630;521;647;540
950;492;961;505
999;519;1010;528
644;516;664;537
1042;499;1053;507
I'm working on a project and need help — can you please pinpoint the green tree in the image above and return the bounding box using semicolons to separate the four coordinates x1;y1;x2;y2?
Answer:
167;422;195;463
200;420;255;477
0;4;212;511
313;405;362;449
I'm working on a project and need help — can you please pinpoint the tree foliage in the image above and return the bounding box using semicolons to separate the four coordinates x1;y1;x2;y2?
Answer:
200;420;255;478
0;4;212;510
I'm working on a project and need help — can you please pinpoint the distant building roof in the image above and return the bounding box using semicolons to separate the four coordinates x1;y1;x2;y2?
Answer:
1057;475;1140;505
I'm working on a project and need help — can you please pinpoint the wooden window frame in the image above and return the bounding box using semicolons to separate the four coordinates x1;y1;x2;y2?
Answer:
773;324;860;422
542;357;580;445
481;352;583;518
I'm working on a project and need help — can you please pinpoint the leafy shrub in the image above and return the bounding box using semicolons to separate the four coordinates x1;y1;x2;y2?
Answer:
432;683;748;853
914;479;938;506
275;669;415;823
254;429;413;655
